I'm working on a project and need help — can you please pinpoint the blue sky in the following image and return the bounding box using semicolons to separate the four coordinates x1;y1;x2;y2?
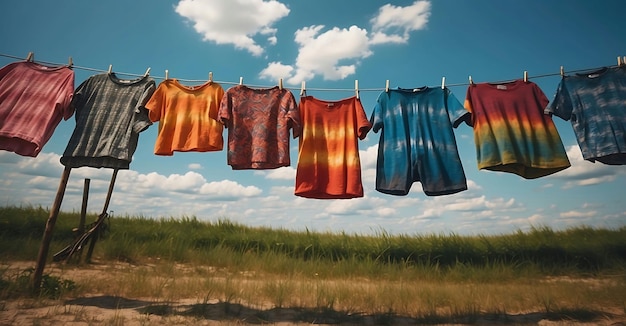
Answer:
1;0;625;236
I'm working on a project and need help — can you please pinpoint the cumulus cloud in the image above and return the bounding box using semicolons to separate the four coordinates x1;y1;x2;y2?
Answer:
369;0;431;45
549;145;625;188
175;0;290;56
257;1;431;83
188;163;203;170
325;196;385;216
288;25;372;83
259;61;295;81
199;180;262;199
264;166;296;180
0;152;263;218
560;210;597;218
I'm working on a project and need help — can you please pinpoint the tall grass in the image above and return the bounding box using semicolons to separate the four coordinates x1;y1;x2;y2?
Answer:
2;206;625;323
1;205;625;278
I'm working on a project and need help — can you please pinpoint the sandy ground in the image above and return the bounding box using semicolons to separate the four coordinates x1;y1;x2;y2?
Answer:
1;261;624;326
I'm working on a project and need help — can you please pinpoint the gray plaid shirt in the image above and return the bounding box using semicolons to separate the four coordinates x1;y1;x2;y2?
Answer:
61;73;155;169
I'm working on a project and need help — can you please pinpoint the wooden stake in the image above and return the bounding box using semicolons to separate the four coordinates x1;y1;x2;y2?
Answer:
32;167;71;293
78;179;90;235
85;169;118;263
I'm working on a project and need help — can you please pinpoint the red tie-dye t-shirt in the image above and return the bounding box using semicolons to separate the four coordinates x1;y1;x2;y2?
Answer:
295;96;372;199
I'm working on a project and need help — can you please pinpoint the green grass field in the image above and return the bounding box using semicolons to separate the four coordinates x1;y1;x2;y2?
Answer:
1;205;625;324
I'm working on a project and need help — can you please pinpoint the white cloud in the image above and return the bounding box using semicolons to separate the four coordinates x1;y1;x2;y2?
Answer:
288;25;372;83
560;210;597;218
369;0;431;45
256;1;431;83
259;61;294;81
550;145;625;188
188;163;203;170
466;179;483;191
359;144;378;169
264;166;296;180
368;32;407;45
325;196;385;216
199;180;262;198
175;0;290;56
376;207;396;216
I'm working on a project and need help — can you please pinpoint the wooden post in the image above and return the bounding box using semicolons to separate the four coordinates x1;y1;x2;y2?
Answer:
85;169;118;263
78;179;90;234
32;167;71;293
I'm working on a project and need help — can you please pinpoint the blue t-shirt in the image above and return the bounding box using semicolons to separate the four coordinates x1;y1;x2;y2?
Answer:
546;66;626;165
370;87;470;196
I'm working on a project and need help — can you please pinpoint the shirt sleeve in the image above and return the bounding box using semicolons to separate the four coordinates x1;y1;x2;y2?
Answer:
284;91;301;138
145;81;165;122
370;91;386;133
462;86;476;127
545;78;573;121
210;84;225;121
355;98;372;140
133;80;156;133
217;88;233;127
59;70;75;120
445;88;470;128
70;77;90;121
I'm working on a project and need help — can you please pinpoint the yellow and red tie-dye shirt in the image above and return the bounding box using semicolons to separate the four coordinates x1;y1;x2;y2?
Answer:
146;79;224;155
295;96;372;199
463;80;570;179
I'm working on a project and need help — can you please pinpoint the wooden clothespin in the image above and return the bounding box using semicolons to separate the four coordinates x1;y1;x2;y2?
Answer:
68;57;73;68
279;78;283;90
107;64;113;74
165;69;169;80
618;56;623;67
26;52;34;62
355;80;359;99
623;56;626;66
209;72;213;83
441;76;446;89
300;81;306;97
385;80;390;93
560;66;565;77
239;77;243;85
144;67;151;77
523;71;528;82
469;75;474;85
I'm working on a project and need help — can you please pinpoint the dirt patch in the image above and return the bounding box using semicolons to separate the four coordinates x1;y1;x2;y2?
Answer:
1;261;624;325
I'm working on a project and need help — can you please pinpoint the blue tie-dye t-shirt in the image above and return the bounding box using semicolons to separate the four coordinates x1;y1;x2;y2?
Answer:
370;87;470;196
546;66;626;165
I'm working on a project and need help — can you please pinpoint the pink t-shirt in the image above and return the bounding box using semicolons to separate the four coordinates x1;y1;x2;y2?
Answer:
0;61;75;157
218;85;300;169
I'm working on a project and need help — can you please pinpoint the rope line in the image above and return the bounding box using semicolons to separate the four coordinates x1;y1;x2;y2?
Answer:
1;52;622;92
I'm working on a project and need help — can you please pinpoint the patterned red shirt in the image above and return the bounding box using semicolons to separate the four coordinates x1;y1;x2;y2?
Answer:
218;85;300;169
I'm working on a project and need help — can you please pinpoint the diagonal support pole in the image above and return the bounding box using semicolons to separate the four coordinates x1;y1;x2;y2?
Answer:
85;169;119;263
32;166;71;293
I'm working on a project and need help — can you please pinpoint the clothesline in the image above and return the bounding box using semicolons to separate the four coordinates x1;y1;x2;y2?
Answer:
1;52;625;93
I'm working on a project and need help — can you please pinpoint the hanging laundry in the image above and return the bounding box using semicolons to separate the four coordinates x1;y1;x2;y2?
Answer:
218;85;300;169
146;79;224;155
61;73;155;169
370;87;470;196
0;61;74;157
545;66;626;165
295;96;371;199
464;79;570;178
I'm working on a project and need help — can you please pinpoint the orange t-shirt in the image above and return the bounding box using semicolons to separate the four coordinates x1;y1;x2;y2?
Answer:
295;96;372;199
146;79;224;155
